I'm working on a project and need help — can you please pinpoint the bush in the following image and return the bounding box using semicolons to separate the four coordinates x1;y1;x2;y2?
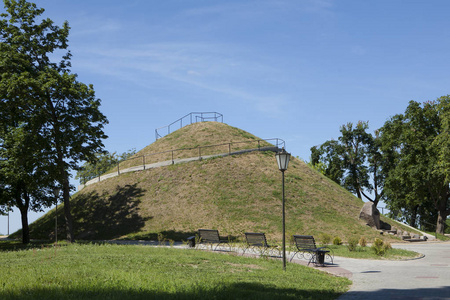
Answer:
333;236;342;245
347;237;359;252
371;238;390;256
319;233;332;245
359;236;367;247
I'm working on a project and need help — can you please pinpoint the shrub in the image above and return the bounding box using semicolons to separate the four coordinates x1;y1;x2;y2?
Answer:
359;236;367;247
347;237;359;252
371;238;390;256
157;232;166;245
319;233;332;245
333;236;342;245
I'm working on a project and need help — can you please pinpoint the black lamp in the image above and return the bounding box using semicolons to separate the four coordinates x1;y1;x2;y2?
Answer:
275;148;290;271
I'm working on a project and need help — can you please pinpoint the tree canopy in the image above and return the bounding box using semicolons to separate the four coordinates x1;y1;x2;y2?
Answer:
310;121;383;206
380;98;450;234
311;97;450;234
0;0;108;243
75;149;136;185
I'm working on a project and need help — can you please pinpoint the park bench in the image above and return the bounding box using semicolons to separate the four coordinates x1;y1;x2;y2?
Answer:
290;235;333;266
242;232;280;257
197;229;231;251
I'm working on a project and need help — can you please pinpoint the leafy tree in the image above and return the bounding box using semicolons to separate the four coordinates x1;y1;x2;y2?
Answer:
310;121;383;206
76;149;136;185
380;98;450;233
0;126;57;243
310;140;344;185
339;122;372;200
0;0;108;242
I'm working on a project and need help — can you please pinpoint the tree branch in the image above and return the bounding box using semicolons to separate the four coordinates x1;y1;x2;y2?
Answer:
360;189;374;203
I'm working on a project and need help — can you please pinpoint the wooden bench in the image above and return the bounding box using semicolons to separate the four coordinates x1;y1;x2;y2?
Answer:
198;229;231;251
290;235;333;266
242;232;280;257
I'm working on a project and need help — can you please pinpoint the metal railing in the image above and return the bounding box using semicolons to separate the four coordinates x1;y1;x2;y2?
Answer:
81;137;285;187
155;112;224;140
119;137;285;173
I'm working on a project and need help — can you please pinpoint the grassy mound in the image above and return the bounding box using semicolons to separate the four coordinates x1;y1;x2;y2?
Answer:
24;122;409;243
110;122;273;172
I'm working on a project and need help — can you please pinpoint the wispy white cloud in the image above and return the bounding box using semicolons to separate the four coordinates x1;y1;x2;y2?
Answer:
75;42;291;117
65;0;338;118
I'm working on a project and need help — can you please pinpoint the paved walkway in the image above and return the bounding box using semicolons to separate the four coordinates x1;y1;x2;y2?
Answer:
335;242;450;300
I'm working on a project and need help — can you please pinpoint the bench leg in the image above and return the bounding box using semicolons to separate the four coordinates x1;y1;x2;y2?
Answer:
289;251;300;262
316;252;325;266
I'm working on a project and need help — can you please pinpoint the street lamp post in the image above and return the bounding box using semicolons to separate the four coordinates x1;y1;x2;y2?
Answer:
53;188;61;244
275;148;291;271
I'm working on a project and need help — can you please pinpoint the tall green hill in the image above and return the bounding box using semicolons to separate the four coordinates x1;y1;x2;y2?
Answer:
28;122;397;242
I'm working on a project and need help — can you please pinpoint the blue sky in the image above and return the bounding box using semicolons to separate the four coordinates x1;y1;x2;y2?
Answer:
2;0;450;234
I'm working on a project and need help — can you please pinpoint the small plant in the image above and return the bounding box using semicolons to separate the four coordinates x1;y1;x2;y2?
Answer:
319;233;332;245
347;237;359;252
157;232;165;246
333;236;342;246
359;236;367;247
371;238;390;256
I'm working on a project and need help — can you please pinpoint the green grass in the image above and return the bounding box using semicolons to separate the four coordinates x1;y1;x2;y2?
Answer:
319;244;421;260
420;231;450;241
0;242;351;300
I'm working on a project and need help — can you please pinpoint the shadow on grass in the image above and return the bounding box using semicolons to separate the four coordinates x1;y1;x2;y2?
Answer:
124;230;242;243
2;284;450;300
0;282;345;300
123;230;197;241
72;184;148;240
0;240;58;252
16;184;149;241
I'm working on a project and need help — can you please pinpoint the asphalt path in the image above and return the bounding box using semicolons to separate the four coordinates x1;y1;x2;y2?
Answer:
333;241;450;300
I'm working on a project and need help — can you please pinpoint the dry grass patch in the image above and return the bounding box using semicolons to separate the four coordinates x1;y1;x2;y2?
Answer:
26;123;407;245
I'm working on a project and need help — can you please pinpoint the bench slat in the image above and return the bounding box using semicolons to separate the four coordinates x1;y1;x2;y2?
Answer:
198;229;230;251
243;232;280;257
291;235;333;266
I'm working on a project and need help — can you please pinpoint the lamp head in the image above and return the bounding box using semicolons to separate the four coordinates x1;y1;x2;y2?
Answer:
53;188;61;198
276;148;291;172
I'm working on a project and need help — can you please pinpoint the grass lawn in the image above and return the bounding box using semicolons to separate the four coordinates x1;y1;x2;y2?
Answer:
0;242;351;300
322;244;421;260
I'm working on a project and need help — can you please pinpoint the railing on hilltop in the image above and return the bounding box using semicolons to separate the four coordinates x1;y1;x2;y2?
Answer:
80;138;286;187
155;112;224;140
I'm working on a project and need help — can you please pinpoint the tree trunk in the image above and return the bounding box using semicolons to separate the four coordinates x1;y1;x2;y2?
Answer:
435;191;449;235
61;170;74;242
16;193;30;244
436;212;447;235
409;205;419;228
372;197;379;208
49;96;75;243
19;206;30;244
